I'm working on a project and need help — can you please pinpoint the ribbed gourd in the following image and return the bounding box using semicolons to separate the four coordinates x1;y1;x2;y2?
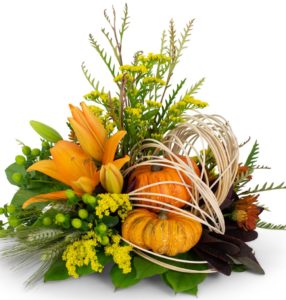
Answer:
128;156;200;209
122;208;202;256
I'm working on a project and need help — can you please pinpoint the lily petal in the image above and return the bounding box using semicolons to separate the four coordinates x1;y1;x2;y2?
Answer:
27;160;71;187
22;191;69;209
102;131;127;165
73;176;99;194
112;155;130;170
50;140;98;192
80;102;107;147
68;118;104;161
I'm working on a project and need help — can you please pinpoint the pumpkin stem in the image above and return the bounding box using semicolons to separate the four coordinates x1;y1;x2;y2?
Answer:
151;165;163;172
158;211;168;220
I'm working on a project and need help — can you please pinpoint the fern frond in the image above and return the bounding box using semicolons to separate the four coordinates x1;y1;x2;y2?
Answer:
89;34;117;77
184;77;205;97
176;19;194;62
253;165;271;170
234;168;253;191
101;28;121;63
245;140;259;167
257;220;286;230
160;30;168;54
81;62;103;91
168;19;177;60
119;3;130;44
240;182;286;195
157;79;187;124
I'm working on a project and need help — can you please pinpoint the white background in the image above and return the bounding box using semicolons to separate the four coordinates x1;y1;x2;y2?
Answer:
0;0;285;299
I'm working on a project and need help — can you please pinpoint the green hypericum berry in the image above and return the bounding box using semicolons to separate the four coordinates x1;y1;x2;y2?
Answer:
72;218;82;229
31;148;41;156
66;189;76;199
22;145;31;156
8;216;20;227
0;208;5;215
42;217;52;226
78;209;88;219
96;223;108;235
55;213;65;223
41;141;50;149
15;155;26;166
12;172;23;184
99;235;110;245
7;204;16;214
82;194;96;205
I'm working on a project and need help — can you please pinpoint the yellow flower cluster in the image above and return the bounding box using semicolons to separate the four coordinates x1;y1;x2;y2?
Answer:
183;96;208;108
62;231;103;279
145;100;162;108
84;90;109;103
114;73;134;82
120;64;148;73
138;52;171;64
95;194;132;220
88;105;104;117
143;77;166;86
105;234;133;274
125;107;142;117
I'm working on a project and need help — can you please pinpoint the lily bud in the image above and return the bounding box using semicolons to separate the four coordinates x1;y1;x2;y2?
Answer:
30;120;63;143
100;163;124;194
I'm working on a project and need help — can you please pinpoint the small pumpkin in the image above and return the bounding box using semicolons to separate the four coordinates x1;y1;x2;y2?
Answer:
122;208;202;256
128;156;200;208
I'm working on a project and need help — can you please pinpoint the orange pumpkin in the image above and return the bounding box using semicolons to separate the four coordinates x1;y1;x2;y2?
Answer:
122;208;202;256
128;156;200;208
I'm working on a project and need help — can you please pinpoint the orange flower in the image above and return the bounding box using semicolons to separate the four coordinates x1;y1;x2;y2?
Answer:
22;141;99;208
68;102;129;170
232;195;260;231
69;102;107;161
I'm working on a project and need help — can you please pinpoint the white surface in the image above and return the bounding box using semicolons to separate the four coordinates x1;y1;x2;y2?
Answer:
0;0;285;299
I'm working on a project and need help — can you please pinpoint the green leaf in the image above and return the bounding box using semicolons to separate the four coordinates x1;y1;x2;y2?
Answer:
232;264;247;272
30;120;63;143
5;163;26;186
101;215;119;227
11;187;54;209
142;109;159;120
44;258;69;282
77;264;94;277
110;264;140;289
97;251;113;265
134;256;167;280
162;270;207;293
183;286;198;296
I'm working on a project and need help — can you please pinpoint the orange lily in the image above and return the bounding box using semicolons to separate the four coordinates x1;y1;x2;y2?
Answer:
69;102;107;161
22;140;99;209
69;102;130;169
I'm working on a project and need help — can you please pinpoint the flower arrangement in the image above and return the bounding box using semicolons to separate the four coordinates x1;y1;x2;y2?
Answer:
0;4;285;296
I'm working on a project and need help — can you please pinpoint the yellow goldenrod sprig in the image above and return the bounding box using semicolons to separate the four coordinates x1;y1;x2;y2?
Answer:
95;194;132;220
62;231;103;279
105;234;133;274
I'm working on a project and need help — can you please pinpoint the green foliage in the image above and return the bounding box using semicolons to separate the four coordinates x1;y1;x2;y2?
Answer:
133;256;167;279
5;163;26;187
110;263;140;289
257;220;286;230
162;270;206;295
44;258;69;282
240;181;286;195
245;140;259;167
